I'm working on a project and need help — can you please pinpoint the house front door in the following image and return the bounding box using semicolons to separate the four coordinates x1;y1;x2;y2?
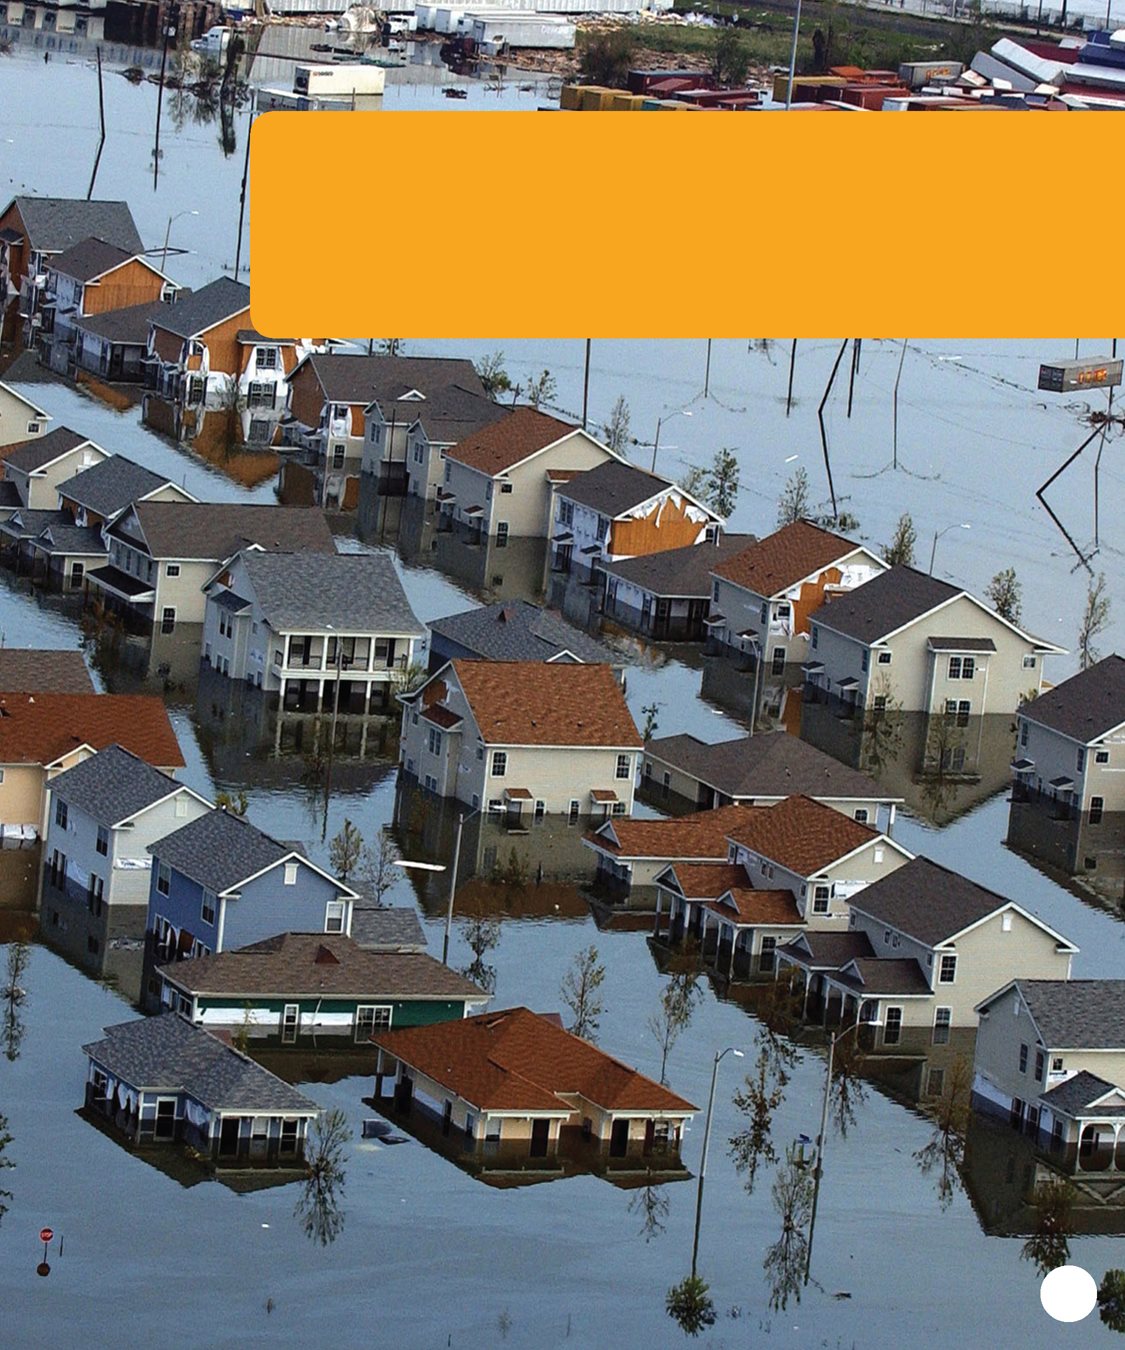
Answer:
219;1117;241;1157
529;1118;550;1157
610;1118;629;1158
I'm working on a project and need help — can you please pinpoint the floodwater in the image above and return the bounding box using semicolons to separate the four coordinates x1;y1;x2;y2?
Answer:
2;37;1125;1350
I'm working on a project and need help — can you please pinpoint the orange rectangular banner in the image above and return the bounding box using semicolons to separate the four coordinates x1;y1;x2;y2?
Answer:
249;110;1124;339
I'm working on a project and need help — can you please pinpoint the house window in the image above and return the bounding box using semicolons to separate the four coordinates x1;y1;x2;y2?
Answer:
534;799;546;822
948;657;962;679
812;885;830;915
496;522;509;548
487;799;503;815
491;751;507;778
1051;1057;1064;1073
771;648;786;675
1077;748;1086;773
1035;1049;1045;1083
611;801;627;816
70;562;84;587
811;625;819;649
282;1004;299;1044
854;809;869;823
760;936;777;972
1020;722;1028;747
284;863;299;886
428;727;443;756
861;650;869;673
166;563;181;577
500;482;513;495
248;418;272;445
1095;750;1110;764
54;799;68;830
27;421;40;435
938;953;957;984
1019;1043;1029;1074
567;799;580;825
883;1008;902;1046
927;1068;945;1097
161;608;176;633
156;861;170;896
201;890;216;925
256;346;278;369
933;1007;951;1045
333;445;346;469
873;695;886;712
596;514;609;542
1090;796;1104;825
1023;654;1037;669
96;825;109;856
615;754;631;780
962;657;975;679
878;651;892;665
325;901;346;934
354;1005;392;1042
558;500;573;527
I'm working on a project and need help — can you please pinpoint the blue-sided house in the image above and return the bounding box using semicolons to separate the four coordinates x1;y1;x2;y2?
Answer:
147;807;360;962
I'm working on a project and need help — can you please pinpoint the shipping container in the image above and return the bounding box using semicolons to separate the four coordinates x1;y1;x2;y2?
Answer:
1038;357;1124;393
293;63;387;95
898;59;964;89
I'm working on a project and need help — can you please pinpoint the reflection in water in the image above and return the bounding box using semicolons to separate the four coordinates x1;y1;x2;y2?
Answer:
1020;1177;1075;1277
1100;1270;1125;1334
763;1143;813;1313
294;1108;350;1247
629;1182;669;1243
0;1111;12;1226
460;906;500;996
2;941;29;1061
912;1057;971;1211
665;1274;716;1338
830;1033;868;1140
728;1042;786;1197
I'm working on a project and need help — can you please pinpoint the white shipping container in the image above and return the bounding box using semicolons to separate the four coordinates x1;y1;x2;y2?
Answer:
467;10;575;47
293;62;387;95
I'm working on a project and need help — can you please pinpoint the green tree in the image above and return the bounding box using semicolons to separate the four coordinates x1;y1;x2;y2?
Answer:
215;789;249;816
603;395;631;454
777;467;810;526
1099;1269;1125;1334
884;513;917;567
1078;572;1111;670
578;28;635;89
1021;1176;1075;1276
475;350;511;398
647;969;702;1084
711;27;749;87
329;818;363;881
665;1275;716;1337
705;448;740;519
641;701;661;741
525;369;557;411
985;566;1022;625
561;944;606;1042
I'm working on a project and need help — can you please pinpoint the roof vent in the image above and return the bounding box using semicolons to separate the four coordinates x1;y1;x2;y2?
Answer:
315;944;340;965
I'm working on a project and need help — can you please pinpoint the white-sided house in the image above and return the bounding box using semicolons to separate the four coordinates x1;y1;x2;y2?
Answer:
43;744;212;910
707;519;886;669
202;547;425;714
0;427;107;512
1013;654;1125;820
550;460;723;580
437;407;620;543
972;979;1125;1171
0;380;49;451
775;857;1077;1045
398;659;642;818
805;565;1065;716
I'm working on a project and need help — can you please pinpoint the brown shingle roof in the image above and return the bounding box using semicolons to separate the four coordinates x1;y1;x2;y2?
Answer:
712;520;867;597
121;501;335;561
445;407;579;476
372;1006;696;1115
707;888;803;926
0;692;183;768
661;862;748;898
0;650;93;694
589;803;762;861
451;660;640;748
725;793;881;875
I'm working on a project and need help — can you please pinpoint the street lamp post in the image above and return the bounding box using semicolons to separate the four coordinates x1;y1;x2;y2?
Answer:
160;209;199;272
442;811;466;966
651;408;692;475
804;1018;865;1284
928;521;971;575
690;1045;744;1279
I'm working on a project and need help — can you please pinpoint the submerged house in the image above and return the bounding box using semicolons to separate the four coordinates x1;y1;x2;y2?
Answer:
70;298;181;385
0;427;107;512
585;802;758;896
0;648;93;693
83;1012;320;1165
428;598;620;675
0;379;49;450
157;932;491;1044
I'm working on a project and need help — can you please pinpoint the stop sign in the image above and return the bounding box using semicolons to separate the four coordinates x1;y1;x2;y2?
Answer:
39;1228;53;1244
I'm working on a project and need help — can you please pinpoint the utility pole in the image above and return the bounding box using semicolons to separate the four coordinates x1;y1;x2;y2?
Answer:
582;338;591;429
441;812;464;965
322;642;348;838
703;339;712;398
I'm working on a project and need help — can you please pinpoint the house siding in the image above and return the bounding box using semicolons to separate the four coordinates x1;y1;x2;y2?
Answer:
0;384;47;449
1018;715;1125;816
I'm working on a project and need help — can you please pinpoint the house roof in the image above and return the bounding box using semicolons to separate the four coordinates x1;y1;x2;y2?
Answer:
8;196;142;255
591;803;760;862
299;353;485;410
724;794;884;876
82;1013;319;1113
444;406;579;476
708;887;803;927
711;520;868;597
834;957;932;997
601;534;756;598
1020;655;1125;743
661;862;749;899
350;905;427;952
0;692;183;768
0;648;92;693
32;516;108;557
847;856;1028;946
149;277;249;339
0;379;48;420
927;637;997;652
73;297;180;345
48;235;138;283
430;599;617;666
558;460;676;516
372;1006;697;1116
148;808;306;895
1015;980;1125;1050
158;933;485;1001
57;454;181;518
809;566;960;645
121;502;335;561
776;930;875;969
47;743;194;825
448;660;640;748
238;550;423;636
644;730;892;803
1040;1071;1125;1118
0;426;93;473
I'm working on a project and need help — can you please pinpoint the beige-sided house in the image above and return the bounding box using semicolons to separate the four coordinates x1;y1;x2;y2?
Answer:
398;660;642;819
1013;654;1125;820
777;858;1077;1047
0;379;49;450
655;793;913;975
972;980;1125;1171
437;407;620;544
0;427;107;512
88;500;336;628
805;565;1065;716
585;802;762;895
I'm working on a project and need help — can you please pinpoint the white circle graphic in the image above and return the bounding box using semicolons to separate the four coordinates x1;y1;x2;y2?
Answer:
1041;1265;1098;1323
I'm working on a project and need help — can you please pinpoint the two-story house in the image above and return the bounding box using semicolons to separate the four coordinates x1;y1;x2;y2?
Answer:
70;298;181;385
88;500;336;628
805;566;1065;716
437;407;620;544
549;460;722;580
42;744;212;912
585;802;760;895
147;808;360;962
0;379;49;452
398;659;642;818
40;236;178;375
777;857;1077;1045
201;548;425;712
428;599;621;676
0;427;107;512
972;979;1125;1170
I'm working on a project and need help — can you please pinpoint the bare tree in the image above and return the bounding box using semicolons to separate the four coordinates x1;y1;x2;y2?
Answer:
526;370;557;411
357;829;401;907
561;944;606;1042
0;1111;12;1227
777;467;810;526
329;818;363;882
883;513;917;567
2;942;29;1062
729;1042;787;1195
913;1056;971;1210
295;1108;351;1247
1078;572;1111;670
985;566;1022;625
647;969;701;1084
629;1183;669;1242
763;1143;814;1312
603;395;631;454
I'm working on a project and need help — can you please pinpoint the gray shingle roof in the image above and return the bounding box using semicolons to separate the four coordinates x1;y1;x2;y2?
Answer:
300;352;486;409
48;235;136;282
810;567;960;645
33;517;107;556
1;508;61;540
10;196;142;255
1039;1070;1124;1117
48;743;188;824
82;1013;319;1113
644;731;892;803
776;931;875;968
351;905;427;952
57;454;178;518
0;648;92;693
559;460;673;516
836;956;932;996
1;426;93;473
73;297;181;345
149;808;295;894
122;501;335;561
600;534;754;598
848;856;1025;946
149;277;249;339
430;599;617;665
1018;980;1125;1050
1021;655;1125;743
239;550;423;635
927;637;998;652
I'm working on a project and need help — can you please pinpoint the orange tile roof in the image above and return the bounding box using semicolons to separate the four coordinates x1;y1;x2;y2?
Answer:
707;888;803;926
661;862;749;898
445;407;577;476
373;1006;696;1114
712;520;864;596
452;660;640;748
0;692;183;768
725;793;878;876
587;803;762;861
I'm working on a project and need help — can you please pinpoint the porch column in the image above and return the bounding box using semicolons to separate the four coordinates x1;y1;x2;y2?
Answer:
317;679;325;711
728;928;737;979
822;982;831;1027
653;891;662;938
365;680;373;713
801;971;811;1020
